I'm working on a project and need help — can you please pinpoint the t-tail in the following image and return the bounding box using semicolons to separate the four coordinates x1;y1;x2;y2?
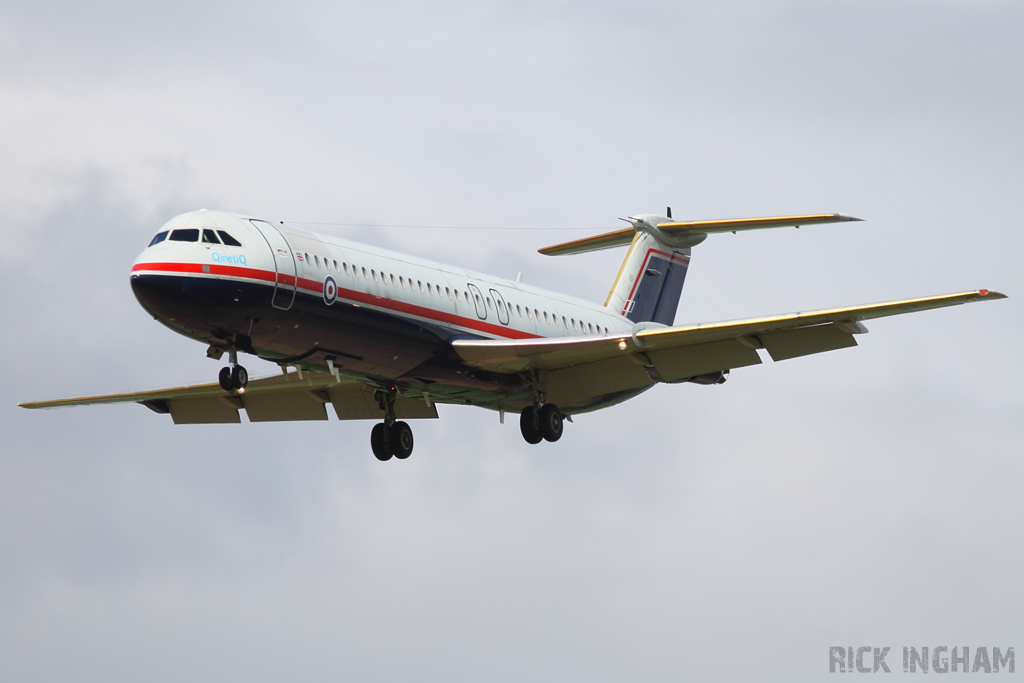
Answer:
539;210;862;326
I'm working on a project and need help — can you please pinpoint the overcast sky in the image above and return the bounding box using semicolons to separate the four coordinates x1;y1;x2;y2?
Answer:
2;1;1022;681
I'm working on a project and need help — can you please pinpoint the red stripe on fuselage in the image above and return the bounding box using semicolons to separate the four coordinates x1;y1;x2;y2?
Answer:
132;261;278;284
132;261;543;340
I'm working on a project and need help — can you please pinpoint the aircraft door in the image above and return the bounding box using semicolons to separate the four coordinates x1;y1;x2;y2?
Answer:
467;283;487;320
250;220;297;310
489;288;510;325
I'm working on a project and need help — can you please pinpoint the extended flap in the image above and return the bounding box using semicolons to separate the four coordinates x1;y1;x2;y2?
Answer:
759;324;858;362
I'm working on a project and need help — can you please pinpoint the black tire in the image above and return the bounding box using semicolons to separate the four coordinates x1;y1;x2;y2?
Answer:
389;421;414;459
230;365;248;389
520;406;543;444
539;403;563;442
219;366;234;391
370;423;392;461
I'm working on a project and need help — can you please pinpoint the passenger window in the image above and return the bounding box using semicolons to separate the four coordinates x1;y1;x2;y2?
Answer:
572;319;578;331
391;274;397;286
372;270;378;282
446;287;451;299
362;267;368;279
343;263;349;274
418;281;424;292
516;304;522;317
400;276;405;288
304;253;310;264
543;312;549;323
454;290;460;302
169;229;199;242
216;230;242;246
333;260;338;271
202;229;220;244
148;231;168;247
486;297;493;310
526;308;532;320
315;255;321;268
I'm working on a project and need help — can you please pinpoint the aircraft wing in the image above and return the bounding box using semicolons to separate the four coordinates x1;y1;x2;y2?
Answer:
451;290;1005;401
19;371;438;424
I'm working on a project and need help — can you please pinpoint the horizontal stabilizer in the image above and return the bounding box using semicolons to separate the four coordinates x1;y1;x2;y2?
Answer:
538;228;634;256
657;213;861;234
538;213;860;256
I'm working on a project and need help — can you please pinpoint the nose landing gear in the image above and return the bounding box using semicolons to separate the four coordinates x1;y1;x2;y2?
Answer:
218;350;249;392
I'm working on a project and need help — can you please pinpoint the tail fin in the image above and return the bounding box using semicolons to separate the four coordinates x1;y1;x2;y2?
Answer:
604;220;690;325
539;211;861;326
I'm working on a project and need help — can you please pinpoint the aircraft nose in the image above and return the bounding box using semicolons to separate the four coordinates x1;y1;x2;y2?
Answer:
130;272;186;321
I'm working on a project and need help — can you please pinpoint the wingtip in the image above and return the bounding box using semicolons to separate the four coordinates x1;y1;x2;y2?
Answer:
977;289;1008;299
837;214;864;222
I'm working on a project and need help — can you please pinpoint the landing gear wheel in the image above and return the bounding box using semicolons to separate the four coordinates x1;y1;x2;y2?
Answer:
520;406;543;445
230;365;248;390
389;421;414;459
219;367;234;391
370;423;392;461
539;404;563;442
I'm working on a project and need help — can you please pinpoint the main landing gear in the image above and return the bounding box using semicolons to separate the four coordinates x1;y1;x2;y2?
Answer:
520;403;563;445
370;421;414;461
370;387;414;461
218;350;249;392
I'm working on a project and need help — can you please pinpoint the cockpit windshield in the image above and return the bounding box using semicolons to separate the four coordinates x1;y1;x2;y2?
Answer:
202;229;221;244
148;231;168;247
169;229;200;242
218;230;242;246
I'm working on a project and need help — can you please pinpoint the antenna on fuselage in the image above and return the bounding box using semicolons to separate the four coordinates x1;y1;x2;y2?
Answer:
516;272;523;283
667;206;672;219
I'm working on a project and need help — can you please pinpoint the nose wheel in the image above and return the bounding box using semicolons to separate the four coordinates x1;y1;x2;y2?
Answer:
218;350;248;392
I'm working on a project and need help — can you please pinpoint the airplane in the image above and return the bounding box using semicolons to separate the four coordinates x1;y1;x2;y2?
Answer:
19;208;1005;461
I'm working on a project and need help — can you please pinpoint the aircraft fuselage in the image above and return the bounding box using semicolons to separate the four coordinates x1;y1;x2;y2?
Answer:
130;210;642;414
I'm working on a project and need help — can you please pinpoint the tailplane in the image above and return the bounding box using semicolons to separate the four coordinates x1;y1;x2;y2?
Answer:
539;211;860;326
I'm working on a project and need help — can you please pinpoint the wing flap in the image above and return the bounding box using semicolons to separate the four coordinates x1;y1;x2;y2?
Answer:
326;383;438;420
759;324;858;362
244;391;331;422
546;356;653;406
168;397;242;424
20;370;439;422
647;339;762;382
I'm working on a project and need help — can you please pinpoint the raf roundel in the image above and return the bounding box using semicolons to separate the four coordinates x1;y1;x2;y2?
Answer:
323;276;337;305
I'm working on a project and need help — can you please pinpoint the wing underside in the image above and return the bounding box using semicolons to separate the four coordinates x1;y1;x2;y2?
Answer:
19;371;438;424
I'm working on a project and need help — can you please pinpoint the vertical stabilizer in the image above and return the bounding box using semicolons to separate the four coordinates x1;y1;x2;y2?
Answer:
604;214;694;326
